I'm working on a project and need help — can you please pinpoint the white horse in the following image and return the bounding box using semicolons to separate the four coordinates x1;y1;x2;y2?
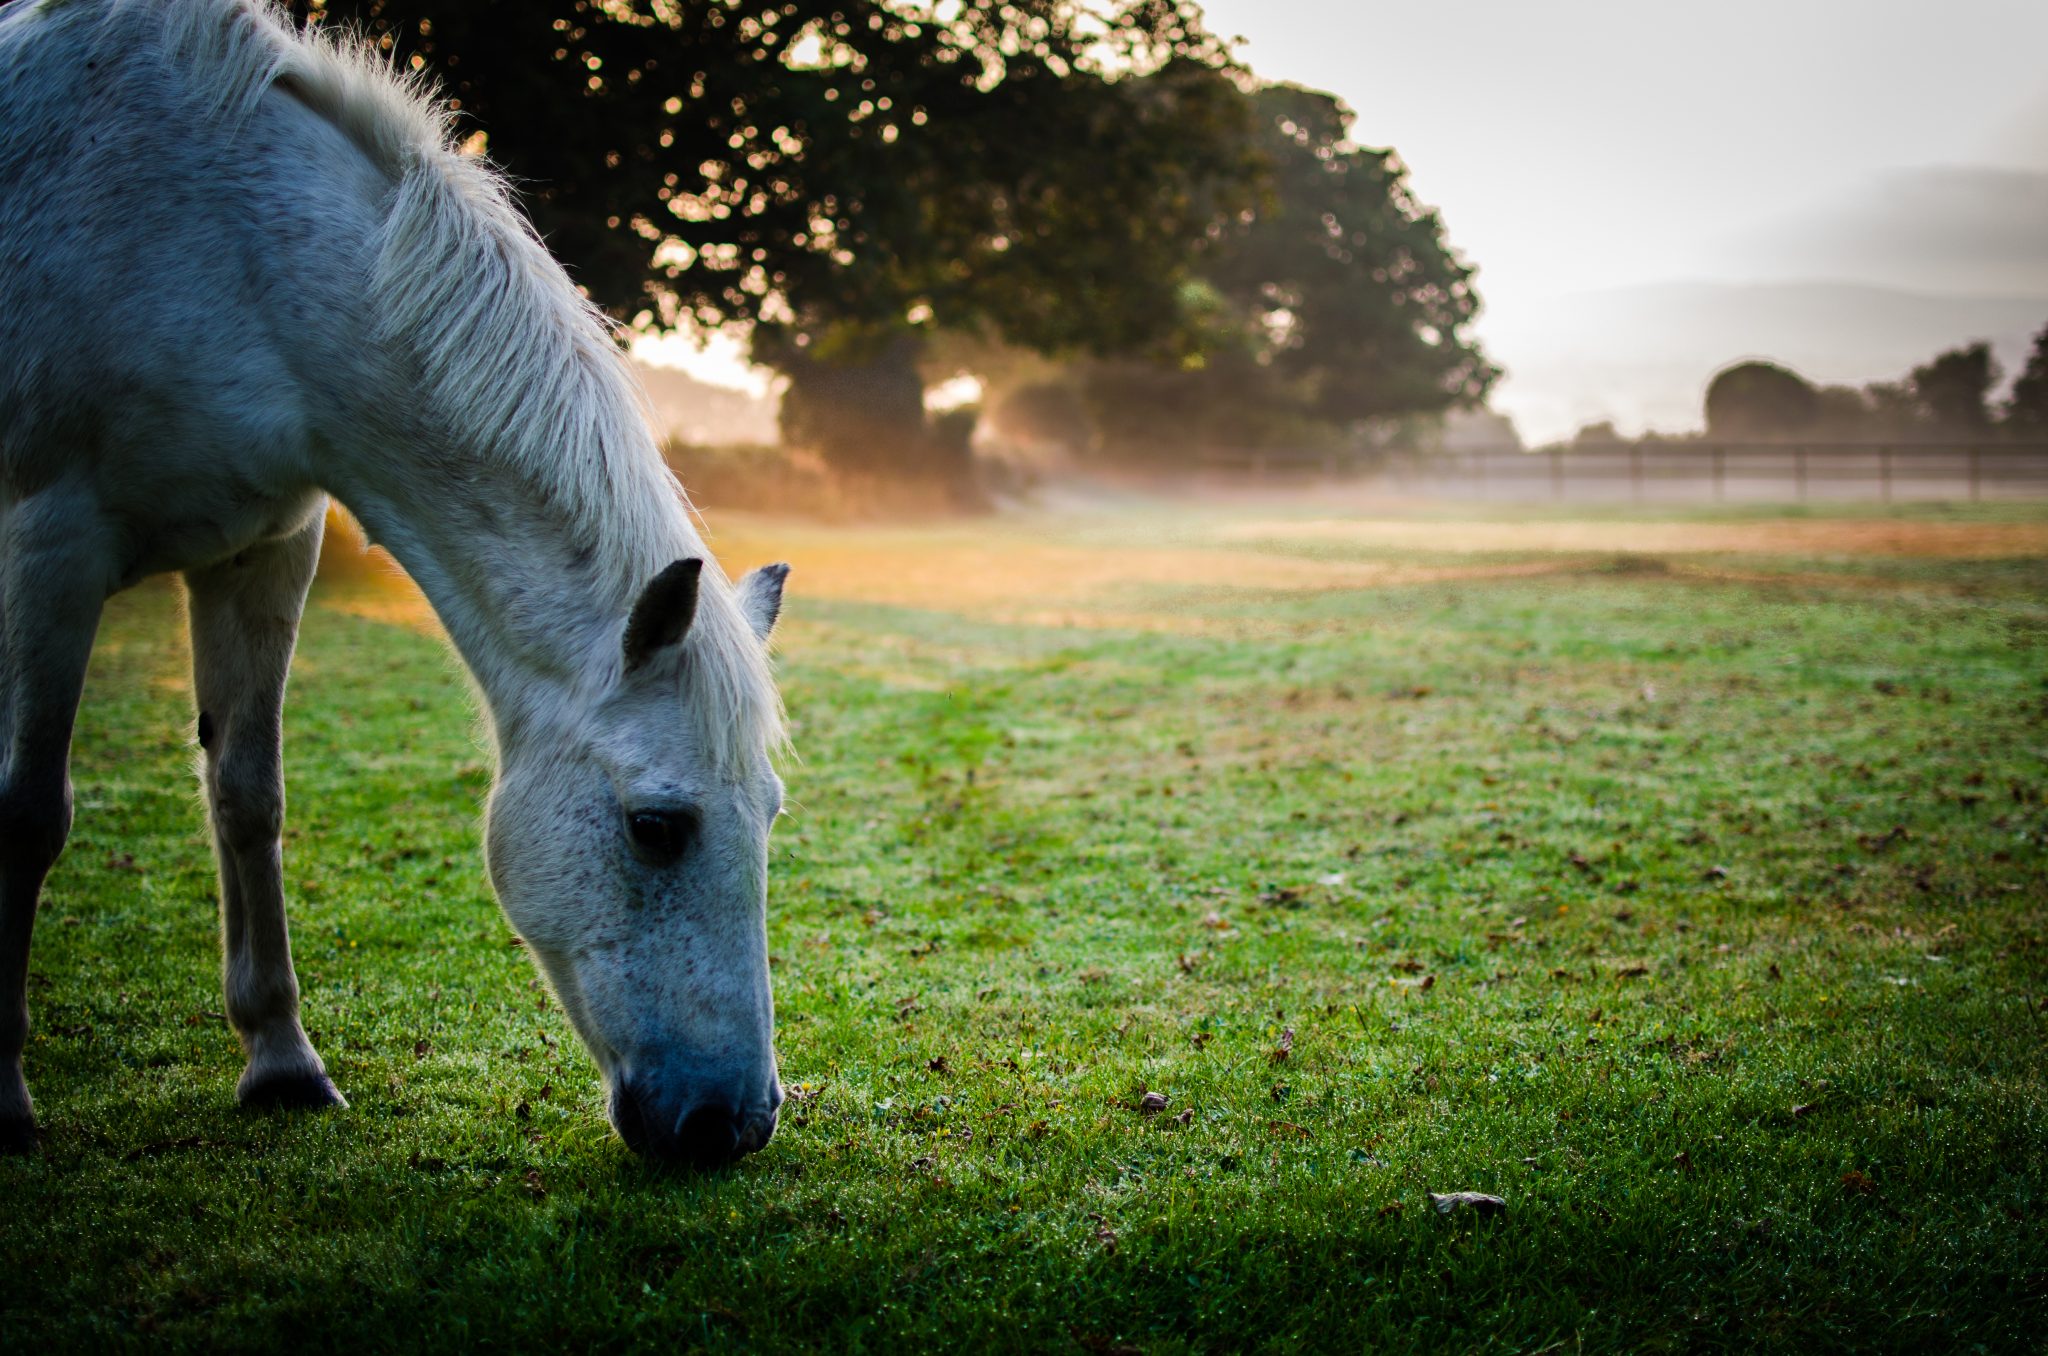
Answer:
0;0;791;1166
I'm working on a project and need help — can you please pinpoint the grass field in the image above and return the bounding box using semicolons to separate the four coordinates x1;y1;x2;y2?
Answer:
3;499;2046;1351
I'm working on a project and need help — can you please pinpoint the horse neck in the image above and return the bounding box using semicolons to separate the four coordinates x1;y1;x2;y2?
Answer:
338;442;691;746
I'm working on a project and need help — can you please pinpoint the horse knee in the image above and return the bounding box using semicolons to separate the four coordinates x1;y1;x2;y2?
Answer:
208;765;283;853
0;781;72;881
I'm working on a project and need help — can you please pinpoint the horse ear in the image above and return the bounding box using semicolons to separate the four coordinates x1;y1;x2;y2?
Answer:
736;562;789;641
623;558;702;671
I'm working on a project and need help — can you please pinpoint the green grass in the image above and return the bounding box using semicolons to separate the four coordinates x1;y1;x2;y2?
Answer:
4;511;2046;1352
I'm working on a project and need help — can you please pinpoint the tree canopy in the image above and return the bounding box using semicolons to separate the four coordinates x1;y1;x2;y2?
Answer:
292;1;1251;358
2005;325;2048;429
1909;341;1999;429
1079;82;1496;459
1703;361;1819;438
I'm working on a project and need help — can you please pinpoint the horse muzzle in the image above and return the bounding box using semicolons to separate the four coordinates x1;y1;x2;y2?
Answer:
608;1076;779;1168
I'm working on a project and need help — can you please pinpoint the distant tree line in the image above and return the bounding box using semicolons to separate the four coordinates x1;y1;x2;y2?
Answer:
1695;325;2048;444
290;2;1493;495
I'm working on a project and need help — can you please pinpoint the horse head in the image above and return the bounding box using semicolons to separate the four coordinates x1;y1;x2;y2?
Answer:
483;558;789;1167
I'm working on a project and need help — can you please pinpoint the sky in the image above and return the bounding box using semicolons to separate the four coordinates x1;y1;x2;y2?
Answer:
642;0;2048;445
1199;0;2048;442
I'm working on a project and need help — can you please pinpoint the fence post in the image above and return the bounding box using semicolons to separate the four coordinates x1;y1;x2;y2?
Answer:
1794;445;1807;501
1879;446;1892;504
1630;443;1644;503
1711;446;1725;502
1968;445;1981;503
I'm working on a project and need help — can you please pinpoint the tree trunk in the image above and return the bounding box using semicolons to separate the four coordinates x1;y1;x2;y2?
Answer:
774;336;984;510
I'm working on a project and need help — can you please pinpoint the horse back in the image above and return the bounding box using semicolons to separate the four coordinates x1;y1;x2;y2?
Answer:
1;0;390;581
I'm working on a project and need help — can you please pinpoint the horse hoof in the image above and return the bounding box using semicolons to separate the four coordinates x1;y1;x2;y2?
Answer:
0;1116;39;1155
239;1070;347;1111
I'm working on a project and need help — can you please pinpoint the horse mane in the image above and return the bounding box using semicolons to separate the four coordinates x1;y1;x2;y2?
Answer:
73;0;784;771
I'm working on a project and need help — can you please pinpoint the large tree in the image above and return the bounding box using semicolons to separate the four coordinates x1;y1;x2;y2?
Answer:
1077;82;1495;460
1910;342;1999;430
293;1;1255;488
1703;360;1819;439
2003;324;2048;431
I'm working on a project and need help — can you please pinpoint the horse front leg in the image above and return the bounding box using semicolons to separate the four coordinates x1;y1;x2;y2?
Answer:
185;510;343;1110
0;493;113;1153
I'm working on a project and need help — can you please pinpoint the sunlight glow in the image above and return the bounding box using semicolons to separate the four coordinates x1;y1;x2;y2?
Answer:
631;323;778;399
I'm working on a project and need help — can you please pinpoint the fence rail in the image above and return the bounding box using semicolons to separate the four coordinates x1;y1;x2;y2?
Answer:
1187;443;2048;503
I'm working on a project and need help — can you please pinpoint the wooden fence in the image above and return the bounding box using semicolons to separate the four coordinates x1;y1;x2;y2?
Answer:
1188;443;2048;503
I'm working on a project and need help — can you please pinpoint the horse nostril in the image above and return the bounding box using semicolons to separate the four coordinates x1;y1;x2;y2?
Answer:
675;1100;743;1168
609;1083;653;1155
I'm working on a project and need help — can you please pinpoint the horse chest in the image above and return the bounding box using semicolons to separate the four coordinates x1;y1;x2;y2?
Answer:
109;480;327;587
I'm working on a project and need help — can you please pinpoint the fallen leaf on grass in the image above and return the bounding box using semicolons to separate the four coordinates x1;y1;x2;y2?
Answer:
1841;1170;1877;1195
1175;1108;1194;1126
1377;1201;1405;1218
1790;1102;1820;1120
927;1055;950;1074
522;1170;546;1199
1270;1028;1295;1062
1391;959;1426;974
1138;1091;1169;1116
1428;1192;1507;1217
1268;1120;1313;1140
1673;1151;1694;1173
1617;963;1650;979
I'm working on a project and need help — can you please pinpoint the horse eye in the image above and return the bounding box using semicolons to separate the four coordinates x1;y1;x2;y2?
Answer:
626;809;694;863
